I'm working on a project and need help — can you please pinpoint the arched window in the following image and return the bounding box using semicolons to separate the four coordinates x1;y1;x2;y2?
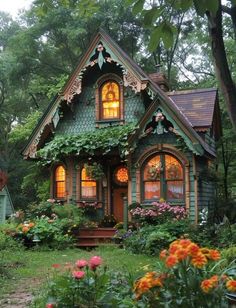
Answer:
81;168;97;199
54;165;66;199
142;154;184;202
100;81;120;119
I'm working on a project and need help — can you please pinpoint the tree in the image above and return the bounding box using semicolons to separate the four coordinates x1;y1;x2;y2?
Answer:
127;0;236;130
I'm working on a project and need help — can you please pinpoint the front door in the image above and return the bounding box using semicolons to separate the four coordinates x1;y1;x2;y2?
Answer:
112;165;129;222
113;187;127;222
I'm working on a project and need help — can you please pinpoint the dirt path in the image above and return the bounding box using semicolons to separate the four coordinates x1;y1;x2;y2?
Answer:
0;277;41;308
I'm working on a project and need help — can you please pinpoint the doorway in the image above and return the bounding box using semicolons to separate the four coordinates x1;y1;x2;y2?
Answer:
112;165;128;222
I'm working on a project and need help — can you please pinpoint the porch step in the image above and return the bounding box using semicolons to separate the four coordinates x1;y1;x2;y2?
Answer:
75;228;116;247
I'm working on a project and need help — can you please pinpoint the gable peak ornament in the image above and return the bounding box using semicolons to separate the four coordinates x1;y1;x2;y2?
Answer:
144;109;176;135
89;41;112;69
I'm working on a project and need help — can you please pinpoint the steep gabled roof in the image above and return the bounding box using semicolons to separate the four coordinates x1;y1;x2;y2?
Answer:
22;29;218;159
167;88;217;129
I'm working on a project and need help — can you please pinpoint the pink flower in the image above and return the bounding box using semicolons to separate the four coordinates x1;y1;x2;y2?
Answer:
89;256;102;270
76;259;88;268
72;271;85;279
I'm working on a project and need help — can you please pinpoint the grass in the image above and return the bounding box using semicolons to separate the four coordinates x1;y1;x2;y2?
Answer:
0;245;156;299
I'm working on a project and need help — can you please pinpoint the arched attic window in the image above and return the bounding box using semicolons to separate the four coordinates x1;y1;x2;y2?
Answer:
142;153;184;202
96;75;124;122
54;165;66;199
101;81;120;119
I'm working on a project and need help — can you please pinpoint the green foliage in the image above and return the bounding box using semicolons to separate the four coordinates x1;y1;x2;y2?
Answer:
84;162;104;180
38;123;136;163
26;216;74;249
8;111;42;144
124;225;175;255
33;255;135;307
221;246;236;266
0;229;24;278
27;201;54;219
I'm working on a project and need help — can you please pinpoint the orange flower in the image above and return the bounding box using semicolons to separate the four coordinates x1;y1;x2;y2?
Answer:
201;279;214;293
176;248;188;261
169;243;180;254
160;249;168;260
22;226;29;233
179;239;191;248
165;255;178;268
210;275;219;284
208;249;220;261
226;280;236;293
187;243;200;257
191;253;207;268
29;222;35;228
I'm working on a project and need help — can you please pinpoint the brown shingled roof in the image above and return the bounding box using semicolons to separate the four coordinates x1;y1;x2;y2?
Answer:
167;88;217;128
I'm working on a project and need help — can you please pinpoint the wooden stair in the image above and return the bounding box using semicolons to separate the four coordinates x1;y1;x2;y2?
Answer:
75;228;116;247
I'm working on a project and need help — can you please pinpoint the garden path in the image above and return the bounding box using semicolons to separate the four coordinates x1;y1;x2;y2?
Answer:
0;277;40;307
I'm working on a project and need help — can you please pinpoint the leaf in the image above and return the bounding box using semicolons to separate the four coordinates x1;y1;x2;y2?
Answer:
193;0;207;16
132;0;145;15
124;0;137;5
148;26;162;52
174;0;193;11
161;22;176;49
143;8;161;26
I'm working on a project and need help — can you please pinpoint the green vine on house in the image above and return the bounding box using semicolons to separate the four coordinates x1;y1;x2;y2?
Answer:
37;123;137;164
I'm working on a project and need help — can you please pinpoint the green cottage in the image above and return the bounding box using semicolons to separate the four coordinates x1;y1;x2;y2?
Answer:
23;29;221;224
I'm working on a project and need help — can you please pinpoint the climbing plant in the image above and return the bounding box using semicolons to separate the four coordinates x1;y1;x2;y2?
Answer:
38;123;137;164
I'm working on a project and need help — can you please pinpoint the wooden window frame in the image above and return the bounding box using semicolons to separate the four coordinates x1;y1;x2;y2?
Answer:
141;153;185;204
53;165;66;200
95;74;124;123
80;167;98;200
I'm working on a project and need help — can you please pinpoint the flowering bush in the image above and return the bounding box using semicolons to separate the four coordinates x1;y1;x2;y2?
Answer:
33;255;116;307
134;238;236;307
130;201;187;225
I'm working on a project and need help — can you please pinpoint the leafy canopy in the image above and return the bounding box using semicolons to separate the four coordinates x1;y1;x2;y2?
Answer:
38;123;137;163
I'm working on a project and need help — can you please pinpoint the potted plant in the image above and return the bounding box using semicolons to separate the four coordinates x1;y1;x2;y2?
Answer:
84;162;104;180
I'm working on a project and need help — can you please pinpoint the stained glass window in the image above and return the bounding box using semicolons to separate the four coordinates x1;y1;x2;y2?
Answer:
55;165;66;198
143;155;161;200
81;168;97;199
115;167;128;184
101;81;120;119
143;154;184;201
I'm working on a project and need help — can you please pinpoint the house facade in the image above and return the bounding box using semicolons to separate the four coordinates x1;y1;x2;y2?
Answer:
23;30;221;223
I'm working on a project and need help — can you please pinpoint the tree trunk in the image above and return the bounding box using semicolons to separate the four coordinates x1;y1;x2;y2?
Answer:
206;1;236;130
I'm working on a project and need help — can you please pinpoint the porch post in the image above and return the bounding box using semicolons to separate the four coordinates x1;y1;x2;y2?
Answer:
123;196;128;231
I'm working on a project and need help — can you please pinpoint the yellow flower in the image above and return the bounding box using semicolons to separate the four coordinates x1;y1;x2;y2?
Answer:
226;280;236;293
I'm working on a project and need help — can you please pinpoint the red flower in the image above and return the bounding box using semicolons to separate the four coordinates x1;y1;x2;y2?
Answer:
165;255;178;268
52;264;61;268
72;271;85;279
89;256;102;270
76;259;88;268
46;304;55;308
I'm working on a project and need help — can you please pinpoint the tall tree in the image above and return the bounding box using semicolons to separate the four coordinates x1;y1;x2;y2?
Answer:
128;0;236;129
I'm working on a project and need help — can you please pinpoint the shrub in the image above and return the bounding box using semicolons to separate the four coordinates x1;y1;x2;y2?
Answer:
134;238;236;307
221;247;236;266
124;225;175;255
130;201;187;225
33;255;134;307
27;201;54;219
